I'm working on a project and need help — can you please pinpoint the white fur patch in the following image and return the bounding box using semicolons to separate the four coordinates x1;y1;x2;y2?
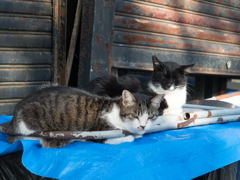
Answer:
126;111;152;135
17;121;36;135
169;85;174;91
104;135;134;145
103;103;125;130
148;82;186;115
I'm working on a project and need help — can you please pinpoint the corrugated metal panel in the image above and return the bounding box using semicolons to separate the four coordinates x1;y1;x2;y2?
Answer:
112;0;240;75
0;0;54;115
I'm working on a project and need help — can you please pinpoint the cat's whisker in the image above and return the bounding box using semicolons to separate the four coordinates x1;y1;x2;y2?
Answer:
186;82;195;87
187;85;195;91
187;87;195;94
186;91;192;98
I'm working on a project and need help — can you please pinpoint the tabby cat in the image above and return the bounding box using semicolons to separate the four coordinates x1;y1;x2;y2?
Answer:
7;86;164;148
84;56;194;115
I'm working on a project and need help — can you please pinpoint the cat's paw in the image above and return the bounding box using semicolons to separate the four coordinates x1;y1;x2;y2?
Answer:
40;138;71;148
7;135;20;144
104;135;134;145
125;135;135;142
134;135;143;139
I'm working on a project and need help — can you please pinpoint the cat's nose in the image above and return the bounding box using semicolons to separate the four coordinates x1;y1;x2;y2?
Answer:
140;126;145;130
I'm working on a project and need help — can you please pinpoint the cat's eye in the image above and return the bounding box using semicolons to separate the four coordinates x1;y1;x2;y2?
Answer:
132;115;139;120
148;115;157;119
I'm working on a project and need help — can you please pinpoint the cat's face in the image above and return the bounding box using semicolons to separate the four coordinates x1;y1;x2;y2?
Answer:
120;90;164;134
151;56;194;91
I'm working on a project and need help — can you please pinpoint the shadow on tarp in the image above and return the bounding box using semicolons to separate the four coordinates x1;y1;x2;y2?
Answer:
1;116;240;179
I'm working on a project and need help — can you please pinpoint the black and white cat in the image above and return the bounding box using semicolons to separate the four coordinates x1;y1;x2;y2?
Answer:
84;56;194;115
147;56;194;115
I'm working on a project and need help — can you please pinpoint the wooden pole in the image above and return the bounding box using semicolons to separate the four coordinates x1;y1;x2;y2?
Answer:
63;0;82;86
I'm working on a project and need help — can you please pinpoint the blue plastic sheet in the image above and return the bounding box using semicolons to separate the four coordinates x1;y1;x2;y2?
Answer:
1;115;240;179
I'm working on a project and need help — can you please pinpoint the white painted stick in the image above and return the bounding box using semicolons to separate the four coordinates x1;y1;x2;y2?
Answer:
183;104;231;110
147;114;240;134
184;108;240;120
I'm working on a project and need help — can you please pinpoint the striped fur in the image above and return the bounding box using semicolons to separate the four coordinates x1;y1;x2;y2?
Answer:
8;86;164;148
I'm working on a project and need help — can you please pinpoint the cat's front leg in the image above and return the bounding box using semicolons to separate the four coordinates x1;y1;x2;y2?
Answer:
104;135;134;145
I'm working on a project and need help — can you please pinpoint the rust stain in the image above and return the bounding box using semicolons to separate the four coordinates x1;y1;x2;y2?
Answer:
94;63;102;76
109;4;113;9
120;3;240;32
179;116;183;121
120;33;240;56
115;16;240;45
103;0;110;2
207;111;212;118
141;0;240;21
104;41;109;50
96;34;102;46
217;117;224;123
177;114;197;128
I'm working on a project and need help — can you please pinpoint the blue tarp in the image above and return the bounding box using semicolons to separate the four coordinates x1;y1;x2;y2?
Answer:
1;115;240;179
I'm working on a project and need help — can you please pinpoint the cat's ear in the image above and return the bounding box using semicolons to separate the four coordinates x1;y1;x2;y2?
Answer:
122;90;136;106
152;56;165;72
180;64;195;74
150;94;165;109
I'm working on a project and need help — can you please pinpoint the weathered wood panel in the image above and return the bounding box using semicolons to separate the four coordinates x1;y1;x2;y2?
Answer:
0;102;18;115
0;51;51;64
114;15;240;45
0;34;52;48
206;0;240;8
0;84;44;99
114;31;240;56
132;0;240;21
0;0;52;15
0;16;52;31
112;45;240;76
78;0;116;87
0;68;51;81
115;0;240;32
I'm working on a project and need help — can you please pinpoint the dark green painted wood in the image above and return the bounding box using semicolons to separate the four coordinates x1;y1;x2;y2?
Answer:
0;51;51;64
0;68;51;81
0;85;44;99
112;46;240;76
0;16;52;31
0;102;18;115
0;34;52;48
0;0;52;16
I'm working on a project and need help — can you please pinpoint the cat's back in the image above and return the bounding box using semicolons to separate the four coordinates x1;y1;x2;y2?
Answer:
83;75;142;97
16;86;95;107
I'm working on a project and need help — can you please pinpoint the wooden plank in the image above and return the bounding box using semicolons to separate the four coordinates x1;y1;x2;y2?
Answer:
0;84;43;99
0;51;51;64
112;45;240;76
0;0;52;16
0;68;51;81
115;1;240;32
0;16;52;31
205;0;240;8
114;31;240;56
131;0;240;21
114;15;240;45
0;34;51;48
0;102;18;115
78;0;116;87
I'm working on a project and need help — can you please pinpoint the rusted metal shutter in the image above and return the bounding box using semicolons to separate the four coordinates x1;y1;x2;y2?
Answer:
112;0;240;75
0;0;64;115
